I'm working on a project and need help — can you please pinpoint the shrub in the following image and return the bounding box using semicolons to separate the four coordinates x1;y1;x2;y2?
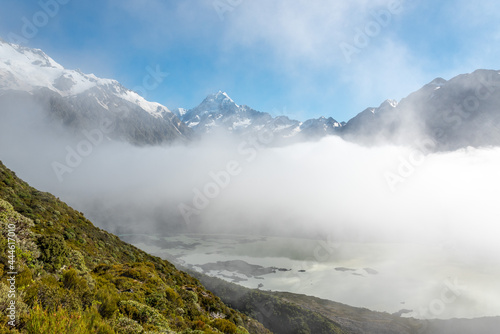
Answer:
62;268;94;309
62;269;81;290
96;286;120;318
36;235;68;271
25;276;67;311
165;287;183;307
24;303;115;334
212;318;239;334
119;300;170;331
67;249;90;273
113;316;144;334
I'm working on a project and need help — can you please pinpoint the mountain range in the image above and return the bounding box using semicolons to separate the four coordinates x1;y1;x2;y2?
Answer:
175;68;500;151
341;72;500;150
2;39;499;150
172;91;342;141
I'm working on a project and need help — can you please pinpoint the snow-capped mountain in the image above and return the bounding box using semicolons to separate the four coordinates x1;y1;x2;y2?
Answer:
180;70;500;150
178;91;342;141
180;91;300;137
1;39;498;150
341;69;500;150
299;116;343;138
0;40;191;145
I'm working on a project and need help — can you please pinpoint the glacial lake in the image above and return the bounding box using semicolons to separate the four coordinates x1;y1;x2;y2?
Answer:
129;234;500;320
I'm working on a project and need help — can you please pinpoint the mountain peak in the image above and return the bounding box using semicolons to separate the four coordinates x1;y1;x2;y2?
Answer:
198;90;239;110
205;90;236;105
428;77;447;86
215;90;231;99
380;99;398;109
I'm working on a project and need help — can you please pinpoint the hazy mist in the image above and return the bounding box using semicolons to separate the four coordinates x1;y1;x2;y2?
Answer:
1;100;499;259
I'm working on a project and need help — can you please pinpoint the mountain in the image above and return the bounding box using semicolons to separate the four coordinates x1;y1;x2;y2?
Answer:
180;70;500;151
299;116;343;138
0;40;192;146
339;99;398;141
0;160;271;333
341;70;500;150
177;91;342;141
179;91;300;138
2;39;499;150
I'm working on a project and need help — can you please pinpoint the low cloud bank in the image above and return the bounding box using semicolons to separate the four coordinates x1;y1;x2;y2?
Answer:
1;105;498;258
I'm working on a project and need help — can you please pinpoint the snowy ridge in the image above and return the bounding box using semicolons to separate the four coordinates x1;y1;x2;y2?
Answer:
179;91;343;140
0;40;169;118
0;40;192;145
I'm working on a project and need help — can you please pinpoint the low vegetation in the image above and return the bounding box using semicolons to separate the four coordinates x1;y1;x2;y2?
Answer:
190;273;347;334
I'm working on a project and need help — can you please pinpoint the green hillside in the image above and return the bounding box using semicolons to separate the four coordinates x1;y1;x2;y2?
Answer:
0;160;271;334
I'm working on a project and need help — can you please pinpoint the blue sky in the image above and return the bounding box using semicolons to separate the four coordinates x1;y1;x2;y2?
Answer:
1;0;499;121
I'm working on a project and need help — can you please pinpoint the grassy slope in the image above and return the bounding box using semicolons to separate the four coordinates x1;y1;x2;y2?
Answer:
0;160;271;334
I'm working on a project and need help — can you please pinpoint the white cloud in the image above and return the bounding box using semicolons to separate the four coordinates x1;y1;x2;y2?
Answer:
3;111;498;252
339;40;430;106
220;0;395;68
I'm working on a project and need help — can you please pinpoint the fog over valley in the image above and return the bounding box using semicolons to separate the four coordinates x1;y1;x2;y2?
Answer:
2;104;500;248
2;98;500;319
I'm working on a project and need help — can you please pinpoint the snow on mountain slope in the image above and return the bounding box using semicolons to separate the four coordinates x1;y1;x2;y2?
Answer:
172;107;188;118
180;91;343;141
181;70;500;150
0;40;192;145
182;91;241;129
0;40;167;118
4;41;497;150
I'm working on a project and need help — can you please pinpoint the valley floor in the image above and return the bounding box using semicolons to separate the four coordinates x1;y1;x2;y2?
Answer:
126;233;500;321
